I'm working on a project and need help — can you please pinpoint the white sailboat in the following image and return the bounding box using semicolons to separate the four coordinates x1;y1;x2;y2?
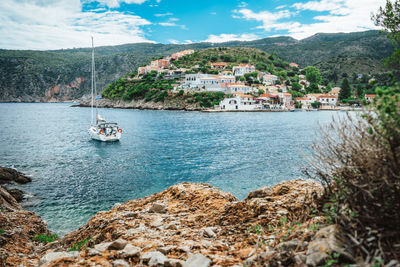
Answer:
88;37;122;142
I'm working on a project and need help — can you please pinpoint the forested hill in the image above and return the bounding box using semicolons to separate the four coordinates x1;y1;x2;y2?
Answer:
0;30;394;102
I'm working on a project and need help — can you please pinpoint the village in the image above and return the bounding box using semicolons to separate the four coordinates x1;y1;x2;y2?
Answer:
134;49;376;111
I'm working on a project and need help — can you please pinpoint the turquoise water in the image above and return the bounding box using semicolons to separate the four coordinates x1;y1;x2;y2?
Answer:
0;103;337;235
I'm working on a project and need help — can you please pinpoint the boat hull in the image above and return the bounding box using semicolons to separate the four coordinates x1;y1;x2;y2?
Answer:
88;126;121;142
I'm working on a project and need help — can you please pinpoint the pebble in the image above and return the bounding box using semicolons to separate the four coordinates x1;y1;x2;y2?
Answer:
112;259;130;267
183;253;211;267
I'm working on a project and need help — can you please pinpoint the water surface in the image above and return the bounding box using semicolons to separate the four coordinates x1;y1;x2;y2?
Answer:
0;103;337;235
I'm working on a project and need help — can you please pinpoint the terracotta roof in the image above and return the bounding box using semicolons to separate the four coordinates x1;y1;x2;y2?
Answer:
317;94;338;98
365;94;376;97
295;97;309;100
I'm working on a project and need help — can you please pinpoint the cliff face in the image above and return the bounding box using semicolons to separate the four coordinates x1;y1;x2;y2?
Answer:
5;179;345;267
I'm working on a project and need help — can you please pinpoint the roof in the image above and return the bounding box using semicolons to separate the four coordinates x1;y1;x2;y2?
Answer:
237;94;253;98
365;94;377;97
260;93;279;98
317;94;338;98
295;97;309;100
211;62;227;66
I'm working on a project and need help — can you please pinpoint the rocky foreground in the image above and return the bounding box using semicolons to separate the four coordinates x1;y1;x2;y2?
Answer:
1;169;362;266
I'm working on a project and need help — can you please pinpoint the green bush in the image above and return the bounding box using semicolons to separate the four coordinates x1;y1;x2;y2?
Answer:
69;238;91;251
307;84;400;263
34;234;59;243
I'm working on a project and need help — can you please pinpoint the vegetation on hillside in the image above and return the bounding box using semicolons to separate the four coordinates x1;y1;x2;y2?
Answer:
101;47;293;107
0;30;395;101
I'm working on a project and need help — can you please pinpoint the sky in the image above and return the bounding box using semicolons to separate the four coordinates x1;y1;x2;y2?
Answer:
0;0;385;50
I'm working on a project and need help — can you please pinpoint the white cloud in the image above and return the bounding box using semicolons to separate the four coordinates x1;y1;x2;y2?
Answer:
158;17;186;29
0;0;154;50
234;8;293;31
88;0;155;8
154;12;173;17
204;33;259;43
238;1;248;8
159;22;177;26
287;0;383;39
168;39;180;44
233;0;383;40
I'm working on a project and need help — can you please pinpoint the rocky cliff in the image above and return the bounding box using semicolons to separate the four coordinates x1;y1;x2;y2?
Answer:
0;167;381;266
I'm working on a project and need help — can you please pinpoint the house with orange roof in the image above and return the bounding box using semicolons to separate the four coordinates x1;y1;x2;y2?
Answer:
211;62;228;69
317;94;338;108
289;63;299;68
219;94;259;111
365;94;376;103
295;97;312;110
232;64;256;76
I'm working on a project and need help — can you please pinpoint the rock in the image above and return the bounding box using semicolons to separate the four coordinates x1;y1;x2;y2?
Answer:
39;251;79;265
150;216;164;228
108;239;127;250
6;188;24;202
277;239;307;252
149;203;167;214
112;259;130;267
247;186;273;199
306;225;355;266
0;167;32;184
88;248;102;256
165;258;185;267
203;227;216;238
121;244;140;257
183;254;211;267
94;242;112;252
158;245;175;255
0;185;21;211
141;251;167;266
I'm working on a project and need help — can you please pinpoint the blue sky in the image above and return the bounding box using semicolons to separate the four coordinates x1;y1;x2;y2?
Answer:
0;0;384;50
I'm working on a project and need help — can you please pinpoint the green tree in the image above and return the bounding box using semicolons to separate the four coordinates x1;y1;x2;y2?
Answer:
372;0;400;67
339;78;352;101
304;66;322;84
291;82;302;92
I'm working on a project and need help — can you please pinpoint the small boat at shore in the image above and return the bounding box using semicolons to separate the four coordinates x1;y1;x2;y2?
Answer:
88;37;122;142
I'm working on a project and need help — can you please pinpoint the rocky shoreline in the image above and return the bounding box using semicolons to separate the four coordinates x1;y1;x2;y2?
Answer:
1;167;366;266
73;97;204;112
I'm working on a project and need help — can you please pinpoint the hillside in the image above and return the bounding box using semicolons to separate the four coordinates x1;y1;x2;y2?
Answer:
96;47;291;109
0;30;394;102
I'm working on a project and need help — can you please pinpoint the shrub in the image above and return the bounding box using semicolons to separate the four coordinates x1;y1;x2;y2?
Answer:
69;238;91;251
34;234;58;243
306;85;400;262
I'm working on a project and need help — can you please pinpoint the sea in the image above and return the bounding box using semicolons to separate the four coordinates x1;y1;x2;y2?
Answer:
0;103;340;235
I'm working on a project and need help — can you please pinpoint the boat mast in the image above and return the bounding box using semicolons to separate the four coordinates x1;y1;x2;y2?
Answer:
91;36;94;126
93;39;98;124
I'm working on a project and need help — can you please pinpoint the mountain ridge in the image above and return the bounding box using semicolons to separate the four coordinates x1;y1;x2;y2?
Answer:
0;30;394;102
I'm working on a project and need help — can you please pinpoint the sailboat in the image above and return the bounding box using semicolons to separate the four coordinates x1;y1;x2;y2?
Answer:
88;37;122;142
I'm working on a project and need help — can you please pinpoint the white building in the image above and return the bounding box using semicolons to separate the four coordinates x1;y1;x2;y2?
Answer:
184;74;236;91
219;94;259;111
226;83;254;94
262;74;278;85
317;94;338;108
232;64;256;76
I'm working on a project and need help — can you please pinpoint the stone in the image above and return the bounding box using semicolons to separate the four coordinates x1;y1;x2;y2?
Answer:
6;188;24;202
165;258;185;267
121;244;140;257
141;251;167;266
246;186;273;199
108;239;127;250
277;239;307;252
0;167;32;185
149;203;167;214
39;251;79;265
88;248;102;256
203;227;216;238
183;254;211;267
0;185;21;211
158;245;175;255
94;242;112;252
112;259;130;267
150;216;164;228
306;225;355;267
